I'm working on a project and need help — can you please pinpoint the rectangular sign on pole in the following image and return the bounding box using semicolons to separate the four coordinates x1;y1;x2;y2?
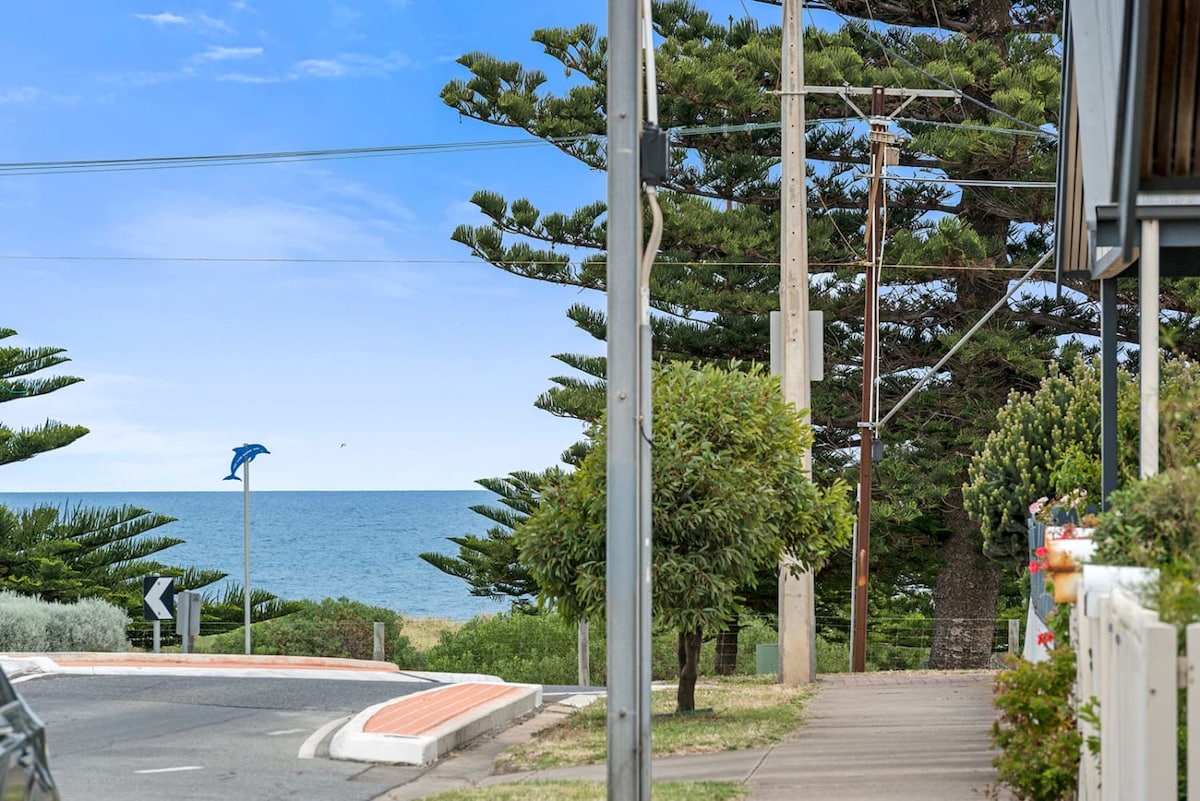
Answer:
142;576;175;621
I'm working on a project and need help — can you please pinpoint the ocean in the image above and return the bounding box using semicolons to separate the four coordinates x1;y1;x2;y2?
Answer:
0;490;511;621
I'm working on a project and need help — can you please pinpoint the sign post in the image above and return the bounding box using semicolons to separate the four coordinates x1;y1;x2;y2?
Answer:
223;443;269;655
142;575;175;654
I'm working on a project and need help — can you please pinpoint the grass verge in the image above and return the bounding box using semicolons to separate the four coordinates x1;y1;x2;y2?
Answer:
400;615;463;652
419;780;744;800
496;675;813;772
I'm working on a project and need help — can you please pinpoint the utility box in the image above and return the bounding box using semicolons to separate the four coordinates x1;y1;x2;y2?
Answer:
755;643;779;676
175;590;202;653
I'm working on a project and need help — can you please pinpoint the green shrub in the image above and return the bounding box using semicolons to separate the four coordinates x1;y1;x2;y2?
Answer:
1092;466;1200;574
0;591;128;651
992;644;1080;801
196;597;417;664
424;610;603;684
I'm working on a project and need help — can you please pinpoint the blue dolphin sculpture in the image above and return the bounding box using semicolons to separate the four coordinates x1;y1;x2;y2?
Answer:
224;443;269;481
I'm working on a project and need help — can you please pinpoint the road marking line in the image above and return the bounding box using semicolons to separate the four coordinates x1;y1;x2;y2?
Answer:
299;715;350;760
134;766;204;774
266;728;308;736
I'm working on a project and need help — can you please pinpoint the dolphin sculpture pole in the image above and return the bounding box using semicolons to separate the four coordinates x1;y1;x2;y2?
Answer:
224;443;269;654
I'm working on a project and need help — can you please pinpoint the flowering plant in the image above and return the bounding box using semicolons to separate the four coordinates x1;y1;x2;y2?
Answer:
1029;488;1098;526
1028;545;1049;575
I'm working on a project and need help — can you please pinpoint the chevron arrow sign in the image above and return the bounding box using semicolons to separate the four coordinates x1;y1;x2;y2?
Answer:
142;576;176;621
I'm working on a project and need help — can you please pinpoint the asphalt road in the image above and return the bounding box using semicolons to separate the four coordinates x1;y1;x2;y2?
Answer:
17;674;438;801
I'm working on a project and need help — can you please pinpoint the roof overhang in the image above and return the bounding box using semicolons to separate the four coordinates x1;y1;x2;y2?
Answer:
1055;0;1200;281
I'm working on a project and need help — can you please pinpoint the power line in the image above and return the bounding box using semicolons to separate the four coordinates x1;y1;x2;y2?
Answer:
0;253;1055;272
0;121;827;177
750;0;1055;137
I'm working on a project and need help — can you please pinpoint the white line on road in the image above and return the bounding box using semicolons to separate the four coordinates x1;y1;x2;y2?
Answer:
134;766;204;774
266;728;309;736
299;716;350;760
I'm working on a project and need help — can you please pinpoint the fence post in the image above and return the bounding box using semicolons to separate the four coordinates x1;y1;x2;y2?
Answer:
578;620;591;686
373;622;385;661
1007;619;1020;656
1189;624;1199;801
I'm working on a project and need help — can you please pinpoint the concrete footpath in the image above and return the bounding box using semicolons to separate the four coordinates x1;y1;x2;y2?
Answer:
381;671;1009;801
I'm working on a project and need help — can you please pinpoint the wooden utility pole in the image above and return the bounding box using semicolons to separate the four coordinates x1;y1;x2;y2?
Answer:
792;83;953;673
778;0;816;685
851;87;895;672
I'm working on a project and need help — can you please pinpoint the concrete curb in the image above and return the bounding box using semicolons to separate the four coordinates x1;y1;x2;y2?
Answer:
330;682;542;766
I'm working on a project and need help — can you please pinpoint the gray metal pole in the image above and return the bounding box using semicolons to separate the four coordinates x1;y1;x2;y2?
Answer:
1139;220;1159;479
243;454;252;655
606;1;650;799
778;0;816;685
1101;278;1119;507
153;619;161;654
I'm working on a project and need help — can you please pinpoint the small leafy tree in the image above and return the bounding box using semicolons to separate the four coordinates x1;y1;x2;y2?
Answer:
518;361;853;712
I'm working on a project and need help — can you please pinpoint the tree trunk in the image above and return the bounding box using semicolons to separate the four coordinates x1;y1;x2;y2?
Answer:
714;617;741;676
927;490;1001;669
676;628;703;713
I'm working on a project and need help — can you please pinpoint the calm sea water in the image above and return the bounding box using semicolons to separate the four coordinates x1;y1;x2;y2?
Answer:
0;490;510;621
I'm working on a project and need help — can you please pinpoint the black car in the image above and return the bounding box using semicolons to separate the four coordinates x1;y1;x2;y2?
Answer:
0;668;59;801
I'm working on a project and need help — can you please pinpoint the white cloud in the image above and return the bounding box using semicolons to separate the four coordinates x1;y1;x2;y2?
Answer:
217;72;281;84
197;45;263;62
102;194;402;262
132;11;232;32
133;11;189;26
195;13;233;33
294;59;346;78
0;87;40;104
292;51;409;79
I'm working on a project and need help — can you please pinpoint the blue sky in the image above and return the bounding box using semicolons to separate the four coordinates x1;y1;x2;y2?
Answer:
3;0;716;492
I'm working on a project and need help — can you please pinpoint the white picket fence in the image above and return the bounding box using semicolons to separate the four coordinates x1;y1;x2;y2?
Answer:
1073;565;1199;800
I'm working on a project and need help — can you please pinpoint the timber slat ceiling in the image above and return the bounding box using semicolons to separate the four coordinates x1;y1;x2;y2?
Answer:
1061;68;1088;276
1143;0;1200;184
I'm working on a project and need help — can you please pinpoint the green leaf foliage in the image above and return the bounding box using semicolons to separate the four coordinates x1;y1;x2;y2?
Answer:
419;469;566;607
964;357;1200;561
0;327;87;465
992;647;1081;801
197;597;417;664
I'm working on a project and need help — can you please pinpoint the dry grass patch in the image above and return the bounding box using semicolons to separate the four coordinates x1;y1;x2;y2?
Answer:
497;676;813;772
420;780;744;800
400;615;463;651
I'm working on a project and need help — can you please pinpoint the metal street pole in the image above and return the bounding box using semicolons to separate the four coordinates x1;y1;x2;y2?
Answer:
607;1;651;799
851;87;890;673
243;452;252;655
778;0;816;686
1140;219;1159;479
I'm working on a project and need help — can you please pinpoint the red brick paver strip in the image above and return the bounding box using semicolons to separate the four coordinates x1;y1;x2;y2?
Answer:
364;683;527;736
44;653;401;672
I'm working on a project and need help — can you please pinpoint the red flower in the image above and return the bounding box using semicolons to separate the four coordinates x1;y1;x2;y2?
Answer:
1037;631;1054;647
1035;546;1048;558
1028;559;1042;574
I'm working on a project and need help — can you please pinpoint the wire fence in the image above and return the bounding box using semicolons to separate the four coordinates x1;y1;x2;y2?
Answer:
123;612;1023;674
